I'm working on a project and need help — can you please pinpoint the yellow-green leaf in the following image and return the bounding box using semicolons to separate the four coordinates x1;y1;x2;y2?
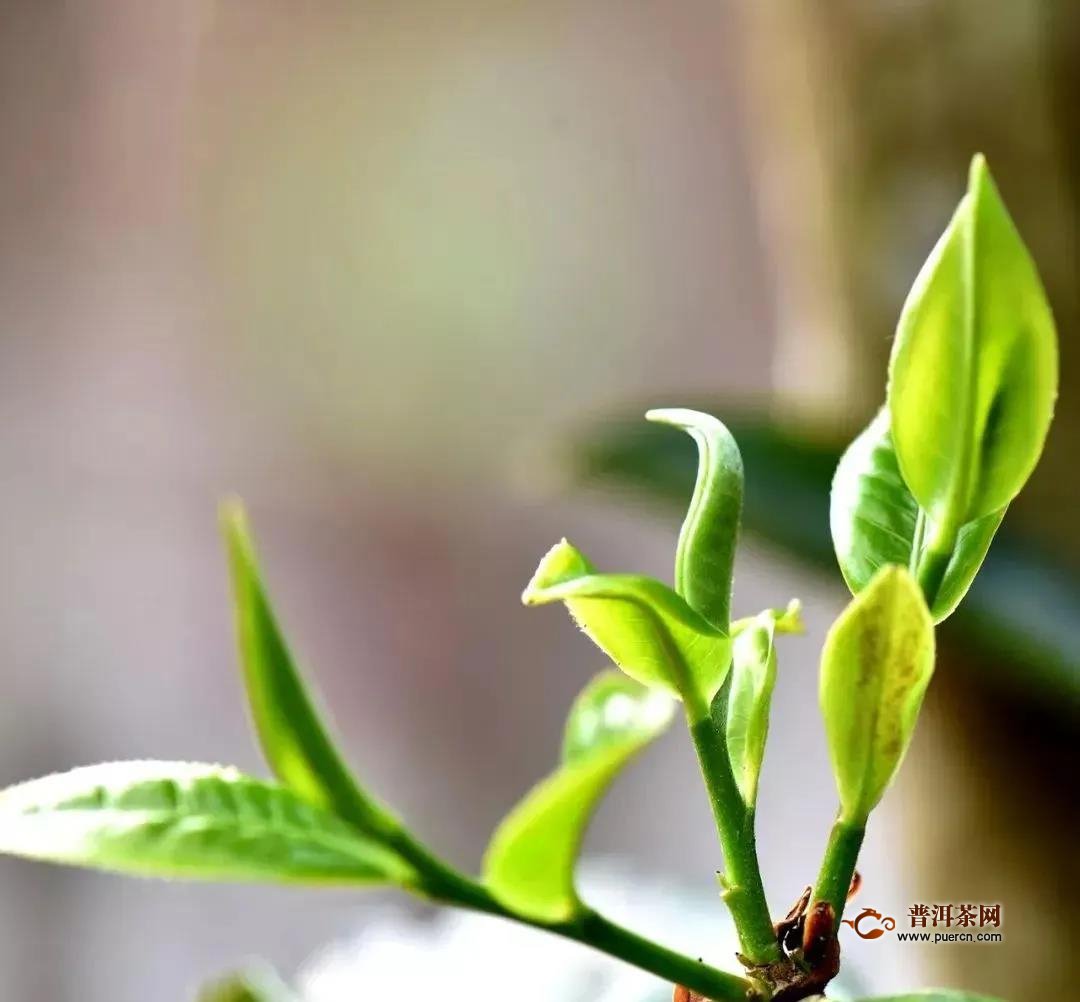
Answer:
222;502;398;836
820;567;935;823
645;408;743;630
522;539;731;716
888;156;1057;578
725;616;777;807
483;672;674;922
0;762;416;885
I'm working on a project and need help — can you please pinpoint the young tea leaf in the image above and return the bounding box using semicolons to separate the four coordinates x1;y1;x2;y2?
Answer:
831;409;1005;622
0;762;416;886
888;155;1057;594
725;616;777;808
222;502;399;837
483;671;674;922
645;409;743;630
522;539;732;717
820;567;935;824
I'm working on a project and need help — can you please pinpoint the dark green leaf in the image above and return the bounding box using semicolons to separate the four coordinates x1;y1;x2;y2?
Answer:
0;762;416;885
522;539;732;716
645;409;743;630
483;671;674;921
831;408;1005;622
820;567;935;823
222;501;399;836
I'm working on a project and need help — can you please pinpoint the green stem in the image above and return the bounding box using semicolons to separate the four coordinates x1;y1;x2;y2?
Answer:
811;816;866;927
387;830;752;1001
689;711;781;966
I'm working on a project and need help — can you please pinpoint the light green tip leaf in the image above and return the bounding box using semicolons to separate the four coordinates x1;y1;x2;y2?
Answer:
820;566;935;824
523;539;732;713
483;672;674;922
0;762;416;886
888;155;1057;548
726;616;778;807
831;409;1005;623
221;501;398;836
645;408;743;631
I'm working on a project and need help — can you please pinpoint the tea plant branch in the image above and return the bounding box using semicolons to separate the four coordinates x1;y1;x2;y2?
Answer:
378;834;754;1001
647;409;782;968
0;155;1052;1002
810;817;866;927
687;701;781;967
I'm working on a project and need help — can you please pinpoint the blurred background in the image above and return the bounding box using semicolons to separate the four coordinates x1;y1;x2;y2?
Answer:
0;3;1076;1001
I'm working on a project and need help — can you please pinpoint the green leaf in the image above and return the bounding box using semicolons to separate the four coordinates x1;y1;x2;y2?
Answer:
483;671;674;922
857;994;1006;1002
645;409;743;630
820;566;935;823
831;408;1005;623
888;155;1057;567
0;761;416;885
222;501;398;836
568;403;1080;712
522;539;732;716
198;967;299;1002
725;616;777;807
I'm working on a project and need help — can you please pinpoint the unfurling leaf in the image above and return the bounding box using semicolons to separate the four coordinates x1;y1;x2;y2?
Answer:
222;501;399;837
830;409;1005;623
725;616;778;807
483;671;674;922
645;409;743;630
522;539;731;716
888;155;1057;598
0;762;415;886
820;567;935;824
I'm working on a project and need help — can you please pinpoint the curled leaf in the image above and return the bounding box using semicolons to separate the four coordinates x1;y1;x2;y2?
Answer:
522;539;732;715
483;671;674;922
222;501;399;836
820;566;935;823
645;409;743;630
830;409;1005;622
725;616;778;807
888;155;1057;592
0;762;416;885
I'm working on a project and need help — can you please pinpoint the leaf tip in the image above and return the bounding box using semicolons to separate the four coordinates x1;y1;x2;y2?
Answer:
522;538;592;605
219;496;252;548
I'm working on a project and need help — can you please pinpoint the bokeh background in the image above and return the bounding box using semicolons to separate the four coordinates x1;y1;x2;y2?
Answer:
0;3;1076;1001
